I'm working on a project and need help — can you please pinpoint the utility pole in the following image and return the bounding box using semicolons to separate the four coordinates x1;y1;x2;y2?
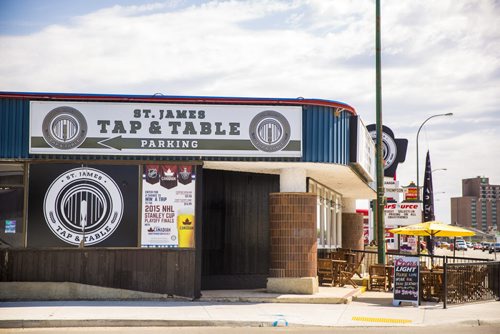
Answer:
375;0;386;264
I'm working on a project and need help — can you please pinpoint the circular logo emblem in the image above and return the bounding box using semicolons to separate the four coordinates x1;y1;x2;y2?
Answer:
42;106;87;150
369;130;398;170
44;168;123;245
249;110;291;152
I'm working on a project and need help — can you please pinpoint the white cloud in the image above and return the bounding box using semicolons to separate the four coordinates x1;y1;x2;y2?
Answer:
0;0;499;223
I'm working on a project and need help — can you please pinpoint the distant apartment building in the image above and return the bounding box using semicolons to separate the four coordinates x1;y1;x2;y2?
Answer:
451;177;499;234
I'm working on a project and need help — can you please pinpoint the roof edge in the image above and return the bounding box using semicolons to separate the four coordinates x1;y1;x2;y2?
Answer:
0;91;356;115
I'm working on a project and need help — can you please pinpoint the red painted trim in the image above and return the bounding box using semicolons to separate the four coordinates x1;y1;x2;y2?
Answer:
0;92;356;115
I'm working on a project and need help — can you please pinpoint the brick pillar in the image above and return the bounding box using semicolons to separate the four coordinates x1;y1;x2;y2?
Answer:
267;193;318;294
342;212;364;250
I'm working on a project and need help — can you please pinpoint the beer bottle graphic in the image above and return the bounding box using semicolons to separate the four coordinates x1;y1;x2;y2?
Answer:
177;209;195;248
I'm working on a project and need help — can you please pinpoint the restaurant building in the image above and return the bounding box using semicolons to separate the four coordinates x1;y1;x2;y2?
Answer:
0;91;375;298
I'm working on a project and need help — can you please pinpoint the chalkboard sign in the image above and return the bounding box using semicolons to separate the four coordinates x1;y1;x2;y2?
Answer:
392;255;419;306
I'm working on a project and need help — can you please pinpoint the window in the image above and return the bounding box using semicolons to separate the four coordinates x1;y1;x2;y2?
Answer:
308;178;342;249
0;163;25;248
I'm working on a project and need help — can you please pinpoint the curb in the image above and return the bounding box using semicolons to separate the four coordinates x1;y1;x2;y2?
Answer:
198;296;348;304
3;318;500;329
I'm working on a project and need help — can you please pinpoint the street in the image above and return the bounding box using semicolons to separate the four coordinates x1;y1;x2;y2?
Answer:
3;325;500;334
432;247;499;261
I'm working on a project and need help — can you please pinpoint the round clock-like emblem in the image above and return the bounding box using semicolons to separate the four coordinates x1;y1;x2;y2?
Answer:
44;167;123;245
249;110;291;152
369;130;398;170
42;106;87;150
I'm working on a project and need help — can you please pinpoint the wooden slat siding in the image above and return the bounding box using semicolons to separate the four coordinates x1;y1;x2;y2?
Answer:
41;251;49;281
116;250;127;290
0;249;197;298
201;170;279;289
0;250;9;281
193;165;203;299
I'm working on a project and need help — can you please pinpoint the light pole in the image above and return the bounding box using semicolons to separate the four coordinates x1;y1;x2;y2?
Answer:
375;0;385;264
416;113;453;201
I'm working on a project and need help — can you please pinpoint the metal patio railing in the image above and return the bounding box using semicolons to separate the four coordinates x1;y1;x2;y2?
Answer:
319;248;499;308
443;260;500;308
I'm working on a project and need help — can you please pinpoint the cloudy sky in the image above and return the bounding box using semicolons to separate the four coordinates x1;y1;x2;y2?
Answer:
1;0;499;225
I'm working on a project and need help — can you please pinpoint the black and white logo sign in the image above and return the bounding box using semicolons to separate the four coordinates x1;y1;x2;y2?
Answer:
366;124;408;178
43;167;123;245
249;110;291;152
42;106;87;150
377;132;398;170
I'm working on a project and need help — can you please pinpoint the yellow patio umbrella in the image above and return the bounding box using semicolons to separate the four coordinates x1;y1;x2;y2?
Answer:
389;221;475;238
390;221;475;259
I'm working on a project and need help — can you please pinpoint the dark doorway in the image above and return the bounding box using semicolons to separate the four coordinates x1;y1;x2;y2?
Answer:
201;169;279;289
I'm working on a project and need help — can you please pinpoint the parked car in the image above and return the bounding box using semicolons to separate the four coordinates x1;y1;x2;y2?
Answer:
440;241;449;249
489;243;500;254
401;243;412;251
466;242;473;248
473;243;482;250
482;242;493;251
455;239;468;251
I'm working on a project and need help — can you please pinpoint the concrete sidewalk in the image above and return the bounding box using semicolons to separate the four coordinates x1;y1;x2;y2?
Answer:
1;291;500;328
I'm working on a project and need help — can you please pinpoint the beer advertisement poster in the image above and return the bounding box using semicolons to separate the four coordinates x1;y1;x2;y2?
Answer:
141;164;195;248
393;255;419;306
27;164;138;247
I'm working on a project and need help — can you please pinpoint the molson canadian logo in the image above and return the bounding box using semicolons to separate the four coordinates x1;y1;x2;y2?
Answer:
249;110;291;152
42;106;88;150
43;167;124;245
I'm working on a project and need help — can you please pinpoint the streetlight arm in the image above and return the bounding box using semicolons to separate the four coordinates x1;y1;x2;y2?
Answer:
416;113;453;201
432;168;447;173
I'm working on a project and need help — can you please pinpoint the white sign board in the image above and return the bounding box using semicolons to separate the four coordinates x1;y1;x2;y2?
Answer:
384;178;403;201
384;203;422;226
351;117;376;182
30;101;302;157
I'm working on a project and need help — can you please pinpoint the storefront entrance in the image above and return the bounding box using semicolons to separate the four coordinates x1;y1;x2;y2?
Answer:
201;169;279;289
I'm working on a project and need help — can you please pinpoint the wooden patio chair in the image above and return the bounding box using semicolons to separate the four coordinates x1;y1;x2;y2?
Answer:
368;264;388;291
465;266;488;301
318;259;335;286
430;270;444;302
420;270;432;301
339;262;359;288
352;252;365;279
445;268;463;304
